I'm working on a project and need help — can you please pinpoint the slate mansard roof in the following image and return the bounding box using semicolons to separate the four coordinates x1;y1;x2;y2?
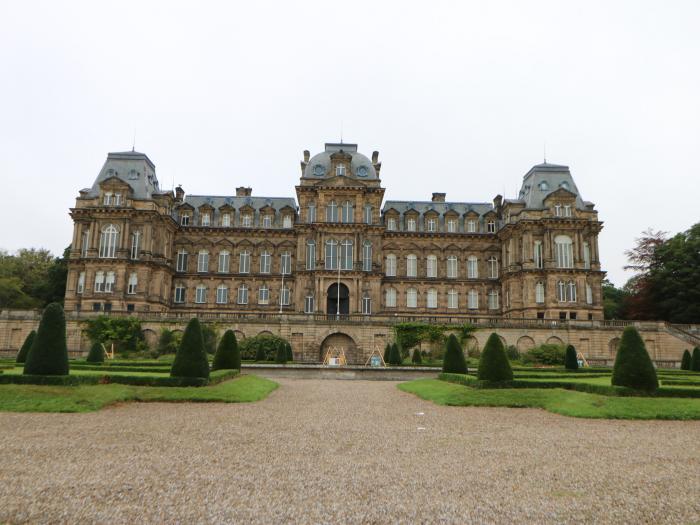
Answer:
182;195;297;212
514;162;590;210
382;200;494;217
85;151;162;199
303;143;378;180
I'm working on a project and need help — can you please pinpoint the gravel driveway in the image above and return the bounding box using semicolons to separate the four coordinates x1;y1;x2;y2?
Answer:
1;378;699;524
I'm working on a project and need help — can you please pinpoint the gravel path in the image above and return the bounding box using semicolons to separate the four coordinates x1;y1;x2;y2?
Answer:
1;378;699;524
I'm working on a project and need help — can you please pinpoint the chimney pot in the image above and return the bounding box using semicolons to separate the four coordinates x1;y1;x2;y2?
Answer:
303;150;310;163
372;151;379;164
236;186;252;197
432;192;446;202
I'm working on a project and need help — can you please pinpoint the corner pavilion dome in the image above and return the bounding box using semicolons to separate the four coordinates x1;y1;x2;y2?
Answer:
302;143;378;180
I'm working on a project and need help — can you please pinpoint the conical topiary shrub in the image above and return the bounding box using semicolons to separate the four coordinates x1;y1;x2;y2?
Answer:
23;303;69;376
255;345;267;362
477;333;513;382
275;342;287;364
170;318;210;379
285;342;293;362
680;350;692;371
611;326;658;392
565;344;578;370
412;348;423;365
16;330;36;364
442;334;468;374
211;330;240;371
86;341;105;363
383;343;391;364
388;343;402;365
691;347;700;372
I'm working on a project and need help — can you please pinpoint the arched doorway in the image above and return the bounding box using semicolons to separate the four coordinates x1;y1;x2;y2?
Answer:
327;283;349;315
320;332;358;364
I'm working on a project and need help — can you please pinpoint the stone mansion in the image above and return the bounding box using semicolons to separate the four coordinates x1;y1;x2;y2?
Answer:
64;142;605;323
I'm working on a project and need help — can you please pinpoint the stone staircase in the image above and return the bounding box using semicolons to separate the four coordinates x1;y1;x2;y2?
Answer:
665;324;700;348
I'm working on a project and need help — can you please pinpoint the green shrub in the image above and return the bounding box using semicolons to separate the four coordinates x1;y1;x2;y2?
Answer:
83;316;146;355
505;345;519;361
86;342;105;363
388;343;402;365
156;328;180;356
240;334;289;361
477;333;513;382
15;330;36;364
211;330;240;371
611;326;658;392
411;348;423;365
692;347;700;372
275;343;287;364
170;318;210;379
521;344;566;365
680;349;692;371
285;342;293;362
565;344;578;370
442;334;467;374
201;324;218;355
24;302;69;376
383;344;391;363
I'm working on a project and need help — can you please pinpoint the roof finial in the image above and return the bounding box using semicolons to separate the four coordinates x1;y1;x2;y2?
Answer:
340;120;343;144
543;141;547;164
132;128;136;152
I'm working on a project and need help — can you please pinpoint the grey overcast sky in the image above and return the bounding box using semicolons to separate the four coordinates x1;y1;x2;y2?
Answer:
1;0;698;286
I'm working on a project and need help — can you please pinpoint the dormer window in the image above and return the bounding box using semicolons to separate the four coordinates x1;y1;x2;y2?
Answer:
336;164;346;176
486;220;496;233
427;218;437;232
221;213;231;227
387;217;397;231
103;192;112;205
467;219;477;233
539;181;549;191
554;204;562;217
128;170;138;180
181;214;190;226
242;214;252;227
560;181;570;190
114;193;122;206
564;205;572;217
201;213;211;226
447;219;457;233
406;218;416;232
283;215;292;228
262;215;273;228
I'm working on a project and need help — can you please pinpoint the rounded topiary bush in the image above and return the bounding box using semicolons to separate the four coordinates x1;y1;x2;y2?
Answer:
16;330;36;364
477;333;513;382
86;341;105;363
411;347;422;365
275;342;288;364
170;318;210;379
691;347;700;372
680;349;692;371
24;303;69;376
388;343;402;366
565;344;578;370
442;334;468;374
285;342;293;362
611;326;658;392
211;330;240;371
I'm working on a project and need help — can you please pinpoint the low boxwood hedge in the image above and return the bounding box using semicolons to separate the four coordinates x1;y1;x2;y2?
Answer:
0;369;238;387
70;364;172;373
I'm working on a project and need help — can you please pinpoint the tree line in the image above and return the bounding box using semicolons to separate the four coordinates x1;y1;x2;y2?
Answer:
0;247;69;309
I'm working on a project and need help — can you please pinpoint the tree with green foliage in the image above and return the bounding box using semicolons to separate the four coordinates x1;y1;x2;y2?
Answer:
156;328;179;356
170;318;210;379
23;302;69;376
383;343;391;363
611;326;658;392
285;342;293;362
255;345;267;362
211;330;240;370
411;347;422;365
238;334;289;361
680;350;692;370
201;324;218;355
0;247;68;308
275;343;288;364
442;334;468;374
86;341;105;363
16;330;36;363
691;347;700;372
477;333;513;382
565;344;578;370
388;343;402;366
83;316;145;354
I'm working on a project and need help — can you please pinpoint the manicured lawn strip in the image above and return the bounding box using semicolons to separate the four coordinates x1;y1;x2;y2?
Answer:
0;375;277;413
70;364;172;373
399;379;700;420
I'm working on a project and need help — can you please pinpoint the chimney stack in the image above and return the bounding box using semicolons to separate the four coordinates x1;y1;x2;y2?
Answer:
432;192;446;203
372;151;379;164
175;185;184;202
303;150;310;163
236;186;252;197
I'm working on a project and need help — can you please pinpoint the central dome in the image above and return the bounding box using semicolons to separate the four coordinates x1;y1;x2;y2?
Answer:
303;143;378;180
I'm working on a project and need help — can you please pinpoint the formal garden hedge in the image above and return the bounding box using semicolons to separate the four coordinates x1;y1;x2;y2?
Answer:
240;334;291;361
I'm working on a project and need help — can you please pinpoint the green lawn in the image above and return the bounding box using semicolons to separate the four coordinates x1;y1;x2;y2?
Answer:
398;378;700;420
0;375;278;413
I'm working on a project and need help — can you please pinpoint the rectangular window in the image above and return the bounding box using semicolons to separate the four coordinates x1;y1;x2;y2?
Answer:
260;252;271;274
307;204;316;224
326;202;338;222
195;287;207;304
448;290;458;309
341;202;354;223
306;242;316;270
239;252;250;273
535;283;545;303
406;256;417;278
237;286;248;305
280;286;290;306
427;218;437;232
467;257;479;279
104;272;115;293
242;214;252;227
283;215;292;228
281;252;292;274
181;214;190;226
263;215;272;228
114;193;121;206
130;232;140;260
362;243;372;272
103;193;112;205
534;241;543;269
94;271;105;292
385;255;396;277
304;295;314;314
488;290;499;310
216;287;228;304
364;205;372;225
197;252;209;273
258;286;269;305
385;288;396;307
407;289;417;308
467;220;477;233
174;286;185;303
447;257;458;279
427;290;437;309
406;218;416;232
325;242;337;270
387;217;397;231
487;220;496;233
218;252;230;273
340;242;353;270
583;242;591;269
447;219;457;233
426;256;437;278
77;272;85;294
564;205;572;217
221;213;231;227
176;251;188;272
586;283;593;304
468;290;479;309
127;273;137;295
488;257;498;279
81;231;89;257
362;296;371;315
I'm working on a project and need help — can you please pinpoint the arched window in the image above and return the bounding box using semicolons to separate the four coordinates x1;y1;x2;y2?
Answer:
447;289;458;309
325;239;338;270
568;280;577;302
557;280;566;302
176;250;188;272
406;217;417;232
486;220;496;233
262;215;273;228
306;240;316;270
280;285;291;306
554;235;574;268
387;217;397;231
201;212;211;226
467;256;479;279
426;255;437;278
385;287;397;307
237;284;248;304
385;254;397;277
326;201;338;222
195;285;207;304
130;231;140;260
468;289;479;309
340;240;353;270
216;285;228;304
258;285;269;304
280;252;292;275
539;181;549;191
80;229;90;257
560;181;570;190
362;241;372;272
341;201;354;223
427;288;438;308
535;282;545;303
218;250;230;273
488;256;499;279
99;224;118;258
127;273;137;295
260;251;271;274
447;218;457;233
467;219;477;233
239;250;251;273
221;213;231;227
406;288;417;308
174;284;186;303
197;250;209;273
406;254;417;277
426;217;437;232
488;289;499;310
447;256;458;278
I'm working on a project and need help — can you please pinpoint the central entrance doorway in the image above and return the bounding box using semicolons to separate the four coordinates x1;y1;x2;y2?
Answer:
327;283;349;316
